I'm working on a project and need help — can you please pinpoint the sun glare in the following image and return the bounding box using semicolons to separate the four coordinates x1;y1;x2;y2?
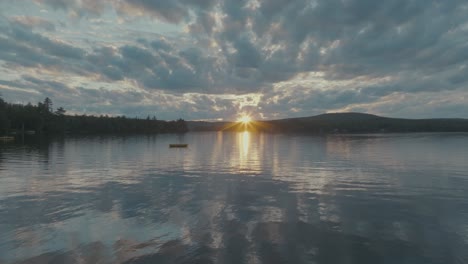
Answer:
238;115;252;124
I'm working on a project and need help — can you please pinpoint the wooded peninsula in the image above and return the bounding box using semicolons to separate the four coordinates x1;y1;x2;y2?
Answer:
0;97;188;135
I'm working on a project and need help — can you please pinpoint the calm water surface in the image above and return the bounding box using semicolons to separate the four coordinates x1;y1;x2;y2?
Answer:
1;132;468;263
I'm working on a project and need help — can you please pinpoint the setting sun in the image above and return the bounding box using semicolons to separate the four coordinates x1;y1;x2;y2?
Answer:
237;115;252;124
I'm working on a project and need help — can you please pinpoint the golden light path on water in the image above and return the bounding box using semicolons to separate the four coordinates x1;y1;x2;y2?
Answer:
239;131;250;159
1;133;468;263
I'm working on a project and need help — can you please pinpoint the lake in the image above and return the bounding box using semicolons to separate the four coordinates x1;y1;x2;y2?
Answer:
1;132;468;263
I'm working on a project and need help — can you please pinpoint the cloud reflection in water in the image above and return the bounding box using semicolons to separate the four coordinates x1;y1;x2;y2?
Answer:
0;133;467;263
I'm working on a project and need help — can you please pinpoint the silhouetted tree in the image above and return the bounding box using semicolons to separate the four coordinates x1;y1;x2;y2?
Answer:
0;96;10;135
44;97;53;113
55;107;66;116
0;97;188;135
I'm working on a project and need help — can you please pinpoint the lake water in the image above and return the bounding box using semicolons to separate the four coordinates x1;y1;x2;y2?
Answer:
1;132;468;263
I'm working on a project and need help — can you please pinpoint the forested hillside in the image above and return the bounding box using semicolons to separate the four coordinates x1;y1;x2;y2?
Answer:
190;113;468;133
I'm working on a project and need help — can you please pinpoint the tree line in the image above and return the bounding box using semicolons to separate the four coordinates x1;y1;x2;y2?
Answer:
261;113;468;133
0;96;188;135
190;113;468;133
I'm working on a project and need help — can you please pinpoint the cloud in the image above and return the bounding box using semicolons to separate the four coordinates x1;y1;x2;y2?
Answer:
9;16;56;31
33;0;108;16
0;15;266;94
116;1;189;24
0;21;85;72
337;91;468;119
258;86;376;119
20;0;468;90
1;0;468;119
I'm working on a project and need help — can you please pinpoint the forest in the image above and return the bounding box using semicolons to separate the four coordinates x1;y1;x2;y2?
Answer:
0;96;188;135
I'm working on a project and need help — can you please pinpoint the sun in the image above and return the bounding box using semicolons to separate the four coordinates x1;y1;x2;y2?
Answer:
237;115;252;124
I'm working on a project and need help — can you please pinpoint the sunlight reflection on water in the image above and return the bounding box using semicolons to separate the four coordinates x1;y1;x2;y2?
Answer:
0;132;468;263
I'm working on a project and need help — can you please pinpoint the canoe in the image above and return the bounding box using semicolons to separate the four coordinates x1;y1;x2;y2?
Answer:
169;144;188;148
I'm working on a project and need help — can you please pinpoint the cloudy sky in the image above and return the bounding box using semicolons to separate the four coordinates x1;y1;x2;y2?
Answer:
0;0;467;120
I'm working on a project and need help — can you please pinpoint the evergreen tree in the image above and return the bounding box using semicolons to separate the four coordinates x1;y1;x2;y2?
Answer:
0;97;189;135
44;97;53;113
55;107;66;116
0;96;10;135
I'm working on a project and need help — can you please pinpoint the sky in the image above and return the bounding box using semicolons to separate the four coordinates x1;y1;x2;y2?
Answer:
0;0;467;121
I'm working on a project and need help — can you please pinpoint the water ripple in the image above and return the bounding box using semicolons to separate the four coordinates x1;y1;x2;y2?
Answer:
0;133;467;263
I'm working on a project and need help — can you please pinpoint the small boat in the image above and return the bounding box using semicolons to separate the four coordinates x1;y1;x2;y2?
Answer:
169;144;188;148
0;136;15;142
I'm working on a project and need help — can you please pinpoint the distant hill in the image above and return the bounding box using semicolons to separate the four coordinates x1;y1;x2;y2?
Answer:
278;112;381;121
188;113;468;133
186;121;230;131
